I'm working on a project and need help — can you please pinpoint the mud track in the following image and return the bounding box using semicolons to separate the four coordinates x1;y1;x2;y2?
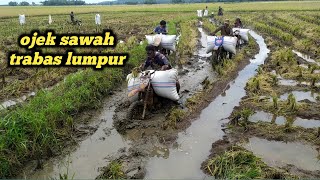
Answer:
18;21;258;179
102;26;260;178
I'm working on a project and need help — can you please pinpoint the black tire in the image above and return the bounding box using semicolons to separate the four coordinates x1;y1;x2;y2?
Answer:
211;51;219;65
126;101;144;120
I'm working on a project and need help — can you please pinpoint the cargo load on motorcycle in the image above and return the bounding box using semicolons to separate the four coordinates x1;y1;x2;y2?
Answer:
126;68;179;101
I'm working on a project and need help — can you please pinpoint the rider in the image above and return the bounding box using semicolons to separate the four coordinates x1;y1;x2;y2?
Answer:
141;44;171;71
140;44;180;92
211;19;233;36
218;6;223;16
153;20;170;56
211;19;234;58
154;20;167;35
234;17;243;28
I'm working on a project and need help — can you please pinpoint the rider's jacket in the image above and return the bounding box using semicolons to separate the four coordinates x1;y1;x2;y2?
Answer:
212;25;233;36
154;26;167;34
143;52;170;70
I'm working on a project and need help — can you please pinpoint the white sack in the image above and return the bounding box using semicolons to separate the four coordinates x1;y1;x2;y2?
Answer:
145;34;176;51
151;69;179;101
206;35;218;53
206;36;237;54
127;72;142;92
19;14;25;25
48;15;52;24
222;36;237;54
204;10;208;16
95;14;101;25
197;10;203;17
233;28;250;42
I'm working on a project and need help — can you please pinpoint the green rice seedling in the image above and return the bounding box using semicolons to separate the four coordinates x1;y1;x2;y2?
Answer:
316;96;320;101
284;116;294;132
241;108;255;123
97;161;126;179
311;77;318;88
257;67;263;75
272;93;278;110
247;77;260;93
309;65;316;74
287;93;297;111
205;146;287;179
297;66;303;79
271;74;278;86
166;108;185;129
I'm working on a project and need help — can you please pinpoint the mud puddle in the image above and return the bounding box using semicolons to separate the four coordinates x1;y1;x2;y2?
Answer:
145;30;270;179
19;86;131;179
292;50;320;66
280;91;319;102
249;111;320;128
0;92;35;111
278;78;320;87
244;137;320;171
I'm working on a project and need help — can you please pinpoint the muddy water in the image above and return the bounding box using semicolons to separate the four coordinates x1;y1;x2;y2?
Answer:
0;92;35;110
249;111;320;128
145;30;270;179
292;50;320;66
19;88;130;179
280;91;319;102
244;137;320;171
278;78;320;87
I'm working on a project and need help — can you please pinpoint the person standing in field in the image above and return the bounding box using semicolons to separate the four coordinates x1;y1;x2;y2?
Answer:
218;6;223;16
70;11;75;23
234;17;243;28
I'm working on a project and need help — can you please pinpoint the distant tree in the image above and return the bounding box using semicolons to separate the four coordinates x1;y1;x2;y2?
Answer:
8;1;18;6
19;1;30;6
32;2;36;5
172;0;184;3
144;0;156;4
41;0;86;6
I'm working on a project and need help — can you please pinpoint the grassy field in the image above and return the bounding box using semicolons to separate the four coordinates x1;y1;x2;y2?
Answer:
0;1;320;18
0;1;320;178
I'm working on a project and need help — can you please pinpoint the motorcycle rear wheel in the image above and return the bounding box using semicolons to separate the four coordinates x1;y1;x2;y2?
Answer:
126;101;144;120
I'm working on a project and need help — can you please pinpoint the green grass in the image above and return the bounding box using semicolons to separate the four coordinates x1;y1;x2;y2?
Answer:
96;161;126;179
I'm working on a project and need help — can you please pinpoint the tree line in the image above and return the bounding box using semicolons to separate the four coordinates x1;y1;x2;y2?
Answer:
8;0;85;6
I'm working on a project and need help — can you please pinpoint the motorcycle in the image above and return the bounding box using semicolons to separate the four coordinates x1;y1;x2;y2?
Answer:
210;36;229;65
126;68;180;120
127;70;158;120
233;29;243;49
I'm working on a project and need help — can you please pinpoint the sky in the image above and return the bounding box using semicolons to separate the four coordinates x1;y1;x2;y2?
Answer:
0;0;107;5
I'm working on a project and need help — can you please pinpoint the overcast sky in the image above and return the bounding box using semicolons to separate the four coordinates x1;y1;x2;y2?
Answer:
0;0;107;5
